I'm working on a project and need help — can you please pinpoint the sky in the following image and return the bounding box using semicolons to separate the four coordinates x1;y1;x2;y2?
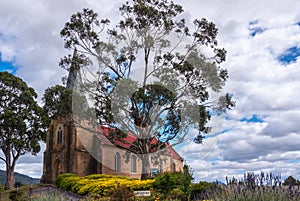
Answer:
1;0;300;183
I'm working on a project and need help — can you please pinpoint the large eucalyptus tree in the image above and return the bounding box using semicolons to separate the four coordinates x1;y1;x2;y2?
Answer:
0;72;46;189
59;0;234;179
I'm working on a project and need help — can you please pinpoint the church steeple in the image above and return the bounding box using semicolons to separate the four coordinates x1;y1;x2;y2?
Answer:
65;49;90;113
66;49;80;90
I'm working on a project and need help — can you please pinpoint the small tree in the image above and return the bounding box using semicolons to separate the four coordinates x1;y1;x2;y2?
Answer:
0;72;46;189
42;85;73;119
283;175;297;186
59;0;234;179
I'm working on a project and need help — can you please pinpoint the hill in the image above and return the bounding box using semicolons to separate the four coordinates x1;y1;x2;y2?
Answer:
0;170;40;185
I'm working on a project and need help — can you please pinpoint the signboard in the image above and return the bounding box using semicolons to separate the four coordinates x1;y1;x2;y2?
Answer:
134;190;151;197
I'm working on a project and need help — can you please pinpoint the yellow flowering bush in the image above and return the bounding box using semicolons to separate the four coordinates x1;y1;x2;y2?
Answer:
55;173;81;191
55;173;154;196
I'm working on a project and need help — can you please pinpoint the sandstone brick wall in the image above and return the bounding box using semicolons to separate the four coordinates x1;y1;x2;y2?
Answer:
42;117;184;184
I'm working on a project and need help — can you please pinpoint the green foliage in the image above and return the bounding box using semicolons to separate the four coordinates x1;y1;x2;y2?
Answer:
107;183;134;201
0;72;47;189
9;190;24;201
167;188;186;200
59;0;234;179
55;173;81;192
152;172;175;194
42;85;73;119
42;83;94;129
190;181;213;198
0;72;46;152
0;185;5;192
152;165;193;200
283;176;300;186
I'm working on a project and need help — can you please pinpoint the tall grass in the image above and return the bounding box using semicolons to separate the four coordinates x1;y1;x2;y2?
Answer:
191;172;300;201
29;191;67;201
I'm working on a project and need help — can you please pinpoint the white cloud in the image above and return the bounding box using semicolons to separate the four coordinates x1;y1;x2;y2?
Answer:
0;163;43;179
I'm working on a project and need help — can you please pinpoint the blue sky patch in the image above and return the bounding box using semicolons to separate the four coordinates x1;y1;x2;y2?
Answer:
235;169;245;174
288;159;300;164
240;114;265;123
206;129;230;139
0;53;17;74
278;46;300;65
210;157;222;165
249;27;264;37
248;20;265;37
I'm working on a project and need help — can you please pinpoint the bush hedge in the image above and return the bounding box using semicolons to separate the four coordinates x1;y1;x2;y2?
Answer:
55;174;154;196
152;165;193;200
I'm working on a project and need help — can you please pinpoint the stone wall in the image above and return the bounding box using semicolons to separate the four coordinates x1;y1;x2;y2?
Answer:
42;117;184;184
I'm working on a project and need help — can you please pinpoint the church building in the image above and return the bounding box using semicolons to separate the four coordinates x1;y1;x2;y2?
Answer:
41;51;184;184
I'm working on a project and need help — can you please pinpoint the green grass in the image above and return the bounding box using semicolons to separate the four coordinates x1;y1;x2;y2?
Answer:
0;184;54;201
0;185;32;201
29;191;67;201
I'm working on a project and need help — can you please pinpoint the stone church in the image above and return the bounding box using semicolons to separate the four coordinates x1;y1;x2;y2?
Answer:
41;51;184;184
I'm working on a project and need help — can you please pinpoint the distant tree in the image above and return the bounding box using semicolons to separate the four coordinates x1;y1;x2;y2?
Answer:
283;175;297;186
42;85;73;119
59;0;234;179
42;84;92;122
0;72;46;189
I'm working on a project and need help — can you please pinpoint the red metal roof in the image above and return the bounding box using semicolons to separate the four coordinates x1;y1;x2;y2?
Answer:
96;126;183;161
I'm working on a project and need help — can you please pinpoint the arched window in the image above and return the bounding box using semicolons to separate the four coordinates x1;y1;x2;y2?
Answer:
171;162;176;172
114;153;121;172
159;161;163;173
131;155;137;173
57;126;63;144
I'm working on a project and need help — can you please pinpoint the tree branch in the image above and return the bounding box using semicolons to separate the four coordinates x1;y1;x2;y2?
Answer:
0;157;6;163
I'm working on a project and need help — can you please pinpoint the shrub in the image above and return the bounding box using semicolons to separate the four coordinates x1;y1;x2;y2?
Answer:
55;173;154;197
167;188;185;200
152;165;193;200
0;185;5;192
9;190;24;201
55;174;81;192
190;181;213;199
107;183;134;201
152;172;175;195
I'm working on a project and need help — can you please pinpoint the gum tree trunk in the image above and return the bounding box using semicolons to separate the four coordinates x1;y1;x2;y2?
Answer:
141;154;151;180
6;167;15;190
